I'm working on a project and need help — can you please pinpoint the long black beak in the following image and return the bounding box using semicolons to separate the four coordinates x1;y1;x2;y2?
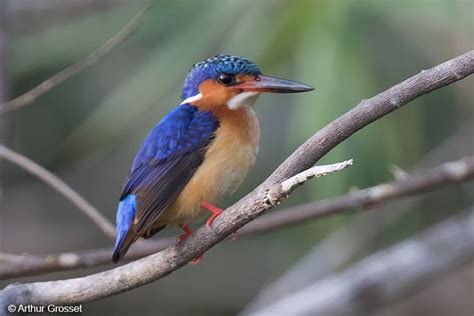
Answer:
230;74;314;93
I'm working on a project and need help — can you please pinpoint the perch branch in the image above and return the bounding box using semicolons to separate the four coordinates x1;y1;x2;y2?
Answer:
0;160;352;307
0;144;115;239
0;2;152;114
0;51;472;307
1;156;472;280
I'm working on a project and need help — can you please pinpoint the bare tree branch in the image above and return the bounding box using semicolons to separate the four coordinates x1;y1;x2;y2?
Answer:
0;160;353;279
241;156;474;234
0;2;152;114
0;144;116;238
250;207;474;316
280;159;353;193
0;51;472;308
1;156;472;280
0;161;352;307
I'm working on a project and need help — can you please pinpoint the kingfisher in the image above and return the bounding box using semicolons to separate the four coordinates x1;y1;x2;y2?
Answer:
112;55;313;263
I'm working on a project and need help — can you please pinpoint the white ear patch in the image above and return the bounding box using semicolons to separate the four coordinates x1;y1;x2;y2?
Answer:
227;92;260;110
181;93;203;105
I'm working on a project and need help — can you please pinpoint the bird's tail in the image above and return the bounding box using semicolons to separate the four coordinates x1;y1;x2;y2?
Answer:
112;195;137;263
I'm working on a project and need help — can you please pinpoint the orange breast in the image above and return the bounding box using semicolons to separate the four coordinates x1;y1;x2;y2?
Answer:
155;105;260;226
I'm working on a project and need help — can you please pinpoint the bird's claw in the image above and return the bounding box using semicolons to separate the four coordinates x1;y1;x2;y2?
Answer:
206;211;222;229
191;255;203;264
176;233;188;244
177;224;193;244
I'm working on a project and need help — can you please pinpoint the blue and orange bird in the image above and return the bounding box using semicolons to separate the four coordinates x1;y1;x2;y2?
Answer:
112;55;313;263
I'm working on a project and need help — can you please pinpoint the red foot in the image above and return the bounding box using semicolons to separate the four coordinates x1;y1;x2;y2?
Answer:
200;201;222;229
177;224;204;264
177;224;193;244
191;255;203;264
231;231;238;241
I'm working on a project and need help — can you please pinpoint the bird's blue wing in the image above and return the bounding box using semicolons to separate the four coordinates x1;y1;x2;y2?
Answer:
120;104;218;236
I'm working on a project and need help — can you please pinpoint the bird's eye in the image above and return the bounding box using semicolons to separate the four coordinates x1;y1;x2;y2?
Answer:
217;73;235;86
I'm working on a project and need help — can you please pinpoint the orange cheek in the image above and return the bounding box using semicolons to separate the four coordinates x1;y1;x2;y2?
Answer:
192;75;258;110
193;80;236;110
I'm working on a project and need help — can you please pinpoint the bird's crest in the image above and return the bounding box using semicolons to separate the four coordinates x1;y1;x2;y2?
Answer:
182;55;261;100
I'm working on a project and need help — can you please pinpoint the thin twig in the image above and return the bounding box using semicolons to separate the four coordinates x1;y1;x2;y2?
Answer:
0;2;153;114
0;144;116;238
240;156;474;234
1;156;472;280
280;159;353;193
0;51;472;307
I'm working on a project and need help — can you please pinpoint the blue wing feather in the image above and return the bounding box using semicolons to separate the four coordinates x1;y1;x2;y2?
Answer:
113;195;136;256
118;104;218;236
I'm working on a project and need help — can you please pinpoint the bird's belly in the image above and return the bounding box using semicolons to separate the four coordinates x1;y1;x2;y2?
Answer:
157;107;260;226
160;141;258;225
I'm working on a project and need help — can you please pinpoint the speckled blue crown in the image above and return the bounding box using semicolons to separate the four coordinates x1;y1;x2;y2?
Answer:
181;55;261;99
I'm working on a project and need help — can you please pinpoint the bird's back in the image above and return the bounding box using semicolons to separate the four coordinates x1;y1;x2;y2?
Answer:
112;104;219;262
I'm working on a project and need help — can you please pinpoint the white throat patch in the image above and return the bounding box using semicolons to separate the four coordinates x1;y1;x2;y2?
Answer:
180;93;203;105
227;92;260;110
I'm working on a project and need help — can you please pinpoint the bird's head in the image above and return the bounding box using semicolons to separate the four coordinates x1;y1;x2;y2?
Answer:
181;55;314;111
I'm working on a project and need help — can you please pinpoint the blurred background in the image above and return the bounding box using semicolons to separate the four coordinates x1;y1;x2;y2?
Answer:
1;0;473;315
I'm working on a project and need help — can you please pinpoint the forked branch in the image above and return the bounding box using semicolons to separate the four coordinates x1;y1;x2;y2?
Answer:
0;157;472;280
